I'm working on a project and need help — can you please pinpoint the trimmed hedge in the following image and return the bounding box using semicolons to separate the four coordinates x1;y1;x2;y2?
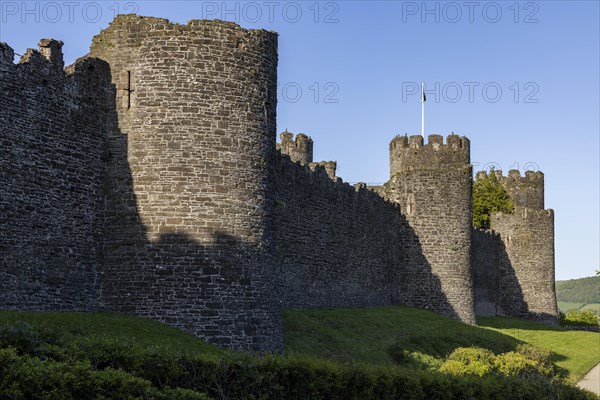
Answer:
0;348;210;400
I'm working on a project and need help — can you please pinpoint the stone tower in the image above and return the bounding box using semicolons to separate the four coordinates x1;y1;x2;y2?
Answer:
278;130;313;165
387;134;476;324
491;170;558;323
88;15;281;351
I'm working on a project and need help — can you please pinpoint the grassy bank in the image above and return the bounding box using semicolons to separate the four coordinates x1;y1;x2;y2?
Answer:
0;308;597;399
282;306;600;382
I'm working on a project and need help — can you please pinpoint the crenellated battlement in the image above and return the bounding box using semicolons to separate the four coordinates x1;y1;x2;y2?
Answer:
1;38;113;112
309;161;336;179
14;39;65;71
476;169;545;210
389;133;470;177
278;130;313;165
276;152;399;209
472;227;501;238
38;39;64;69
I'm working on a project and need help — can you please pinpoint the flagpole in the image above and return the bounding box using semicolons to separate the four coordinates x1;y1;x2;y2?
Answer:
421;82;425;138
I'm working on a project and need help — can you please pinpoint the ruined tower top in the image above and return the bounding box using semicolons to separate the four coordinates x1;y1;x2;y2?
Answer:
278;130;313;165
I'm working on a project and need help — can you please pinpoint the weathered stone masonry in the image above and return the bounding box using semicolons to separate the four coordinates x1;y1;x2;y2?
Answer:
471;171;558;323
0;39;111;311
0;14;558;352
385;134;475;324
273;149;404;309
88;15;282;351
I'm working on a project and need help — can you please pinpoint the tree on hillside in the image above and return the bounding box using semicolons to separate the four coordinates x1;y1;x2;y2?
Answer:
473;170;514;230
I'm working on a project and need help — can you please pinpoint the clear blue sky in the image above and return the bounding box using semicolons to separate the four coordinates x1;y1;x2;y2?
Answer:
1;1;598;280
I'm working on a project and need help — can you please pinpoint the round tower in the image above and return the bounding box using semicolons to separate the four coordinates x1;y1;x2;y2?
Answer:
387;134;475;324
89;15;281;351
488;169;557;324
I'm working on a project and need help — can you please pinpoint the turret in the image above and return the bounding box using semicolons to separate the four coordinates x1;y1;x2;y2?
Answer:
473;170;557;324
500;169;544;209
89;15;281;352
387;133;475;324
389;133;470;177
279;130;313;165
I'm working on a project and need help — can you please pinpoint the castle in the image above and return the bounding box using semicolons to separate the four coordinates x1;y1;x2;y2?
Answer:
0;15;558;352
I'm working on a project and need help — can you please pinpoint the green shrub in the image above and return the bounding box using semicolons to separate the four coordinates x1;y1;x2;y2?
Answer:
561;310;599;326
0;321;40;354
495;351;545;377
439;347;495;377
515;344;555;376
440;345;556;379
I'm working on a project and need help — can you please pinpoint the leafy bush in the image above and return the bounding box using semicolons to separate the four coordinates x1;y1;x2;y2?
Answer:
494;352;548;377
440;345;556;379
473;170;514;229
0;321;40;354
561;310;599;327
514;344;555;376
439;347;495;376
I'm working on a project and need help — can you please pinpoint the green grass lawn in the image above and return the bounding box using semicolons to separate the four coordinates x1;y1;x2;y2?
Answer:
479;316;600;382
0;311;224;357
282;306;600;382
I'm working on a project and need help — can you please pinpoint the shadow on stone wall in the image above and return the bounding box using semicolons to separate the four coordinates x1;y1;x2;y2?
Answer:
498;239;557;324
397;218;464;322
498;238;526;317
473;229;557;325
0;50;111;312
96;63;282;352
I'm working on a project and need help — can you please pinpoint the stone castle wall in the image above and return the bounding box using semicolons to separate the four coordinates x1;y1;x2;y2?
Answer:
471;228;502;317
273;150;404;308
0;40;111;311
0;15;559;352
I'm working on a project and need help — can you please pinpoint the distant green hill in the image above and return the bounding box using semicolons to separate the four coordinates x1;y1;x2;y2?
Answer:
556;276;600;303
